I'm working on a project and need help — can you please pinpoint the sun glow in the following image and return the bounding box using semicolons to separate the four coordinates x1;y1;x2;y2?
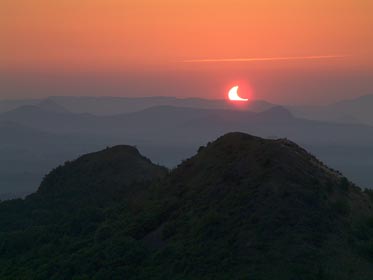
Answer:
228;86;249;102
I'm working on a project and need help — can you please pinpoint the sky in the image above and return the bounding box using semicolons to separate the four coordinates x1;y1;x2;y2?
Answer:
1;0;373;104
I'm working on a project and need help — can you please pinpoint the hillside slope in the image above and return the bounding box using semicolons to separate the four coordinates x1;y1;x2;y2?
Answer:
137;133;373;279
35;145;168;203
0;133;372;280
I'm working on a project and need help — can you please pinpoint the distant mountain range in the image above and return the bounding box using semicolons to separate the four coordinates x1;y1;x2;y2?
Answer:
0;133;372;279
2;94;373;125
2;102;373;144
0;96;274;115
1;95;373;196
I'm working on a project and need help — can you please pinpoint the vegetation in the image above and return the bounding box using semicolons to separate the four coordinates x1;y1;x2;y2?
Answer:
0;133;372;279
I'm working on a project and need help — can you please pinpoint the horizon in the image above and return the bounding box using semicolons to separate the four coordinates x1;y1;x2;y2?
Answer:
1;2;373;277
1;1;372;104
1;92;373;106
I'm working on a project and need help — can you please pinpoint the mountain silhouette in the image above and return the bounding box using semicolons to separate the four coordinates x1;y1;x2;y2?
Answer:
0;133;372;279
49;96;275;115
2;104;373;192
287;94;373;125
328;94;373;125
36;99;70;114
3;104;373;143
35;145;168;204
4;95;373;125
255;105;294;121
0;120;128;196
0;99;40;114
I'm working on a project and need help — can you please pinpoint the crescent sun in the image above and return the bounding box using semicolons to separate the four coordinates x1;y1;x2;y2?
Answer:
228;86;248;101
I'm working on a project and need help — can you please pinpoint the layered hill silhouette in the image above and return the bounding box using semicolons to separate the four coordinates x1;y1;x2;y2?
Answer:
4;94;373;125
35;145;167;204
2;103;373;193
3;104;373;144
287;94;373;125
0;120;126;196
0;96;274;115
0;133;372;279
3;94;373;125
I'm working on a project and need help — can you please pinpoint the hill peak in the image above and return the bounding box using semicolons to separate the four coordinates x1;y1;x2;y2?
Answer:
37;99;70;113
174;132;344;190
35;145;168;202
1;133;373;279
259;105;294;119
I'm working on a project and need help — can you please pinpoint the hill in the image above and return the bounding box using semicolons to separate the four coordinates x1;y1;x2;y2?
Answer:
329;95;373;125
0;99;40;114
2;104;373;196
0;121;74;195
35;145;168;204
3;104;373;145
36;99;70;114
288;94;373;125
0;133;372;279
0;120;130;196
49;96;275;115
141;133;373;279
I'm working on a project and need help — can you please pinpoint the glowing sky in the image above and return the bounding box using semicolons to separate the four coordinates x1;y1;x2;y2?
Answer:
1;0;372;102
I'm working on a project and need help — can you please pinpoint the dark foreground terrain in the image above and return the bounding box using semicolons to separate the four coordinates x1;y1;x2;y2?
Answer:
0;132;372;279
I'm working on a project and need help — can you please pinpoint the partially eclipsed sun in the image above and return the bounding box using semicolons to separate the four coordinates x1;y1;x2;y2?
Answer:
228;86;248;101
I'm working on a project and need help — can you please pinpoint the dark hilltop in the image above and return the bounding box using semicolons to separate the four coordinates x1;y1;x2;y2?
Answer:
0;132;372;279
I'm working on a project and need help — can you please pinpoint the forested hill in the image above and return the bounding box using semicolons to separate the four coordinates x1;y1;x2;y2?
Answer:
0;133;372;279
35;145;168;204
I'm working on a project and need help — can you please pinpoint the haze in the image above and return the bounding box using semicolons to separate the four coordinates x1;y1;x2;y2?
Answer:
1;2;373;278
1;0;373;104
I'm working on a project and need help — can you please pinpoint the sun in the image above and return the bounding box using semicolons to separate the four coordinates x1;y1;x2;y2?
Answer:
228;86;248;101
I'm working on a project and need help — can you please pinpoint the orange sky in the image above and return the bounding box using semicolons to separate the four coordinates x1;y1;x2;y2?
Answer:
1;1;373;103
1;0;372;71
